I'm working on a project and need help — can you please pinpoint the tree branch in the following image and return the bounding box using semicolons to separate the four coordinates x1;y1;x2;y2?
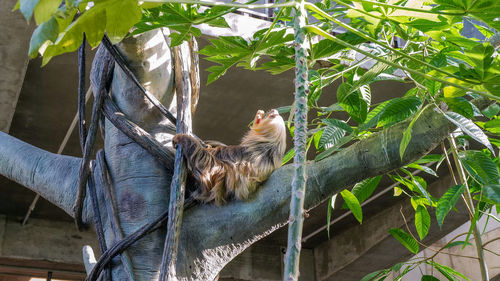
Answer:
172;104;463;279
0;132;81;217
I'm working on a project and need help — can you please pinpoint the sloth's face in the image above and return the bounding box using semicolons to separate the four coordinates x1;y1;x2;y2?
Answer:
252;109;285;138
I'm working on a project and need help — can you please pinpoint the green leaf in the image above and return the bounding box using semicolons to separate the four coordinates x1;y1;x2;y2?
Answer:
315;135;353;161
444;111;495;154
20;0;41;21
388;228;419;254
460;150;499;185
319;123;346;150
361;270;386;281
436;184;465;228
407;19;448;32
312;32;366;59
337;83;368;124
481;103;500;119
414;154;444;164
444;97;474;119
377;97;422;127
33;0;61;25
483;118;500;134
427;261;471;281
42;6;105;65
483;184;500;204
406;163;438;177
400;104;427;159
340;189;362;223
421;275;440;281
282;148;295;165
465;43;494;80
28;17;58;58
360;99;392;130
326;195;335;239
13;0;20;11
415;205;430;240
351;61;391;95
443;240;472;249
342;176;382;208
322;118;353;133
42;0;141;65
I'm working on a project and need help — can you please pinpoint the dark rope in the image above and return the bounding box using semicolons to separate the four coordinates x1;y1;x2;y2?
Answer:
76;37;205;280
78;37;111;280
74;49;114;231
87;162;112;281
96;150;135;281
102;95;175;170
86;197;196;281
78;34;87;152
101;35;177;125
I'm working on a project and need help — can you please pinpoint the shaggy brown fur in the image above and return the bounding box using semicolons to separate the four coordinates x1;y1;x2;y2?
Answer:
172;109;286;205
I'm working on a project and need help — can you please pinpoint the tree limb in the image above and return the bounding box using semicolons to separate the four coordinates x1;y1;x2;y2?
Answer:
172;104;461;280
0;131;82;217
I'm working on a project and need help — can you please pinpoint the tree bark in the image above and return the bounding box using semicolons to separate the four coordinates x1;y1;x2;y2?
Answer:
0;28;488;280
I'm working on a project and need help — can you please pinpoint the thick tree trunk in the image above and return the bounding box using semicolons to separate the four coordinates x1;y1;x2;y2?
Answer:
0;29;491;280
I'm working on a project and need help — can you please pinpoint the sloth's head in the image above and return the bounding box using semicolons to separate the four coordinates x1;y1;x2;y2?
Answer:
252;109;285;138
241;109;286;154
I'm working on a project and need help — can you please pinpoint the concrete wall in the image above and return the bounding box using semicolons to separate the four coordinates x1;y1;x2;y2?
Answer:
0;215;98;280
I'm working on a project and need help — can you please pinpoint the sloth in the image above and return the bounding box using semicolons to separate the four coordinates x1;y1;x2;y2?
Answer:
172;109;286;205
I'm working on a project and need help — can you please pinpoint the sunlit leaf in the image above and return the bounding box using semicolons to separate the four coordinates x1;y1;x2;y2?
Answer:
436;184;465;228
342;176;382;208
388;228;419;254
340;189;362;223
444;111;494;154
415;205;430;240
377;97;422;127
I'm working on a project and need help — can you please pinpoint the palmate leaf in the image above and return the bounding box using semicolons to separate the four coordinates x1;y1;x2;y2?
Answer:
200;28;295;83
465;43;495;80
436;184;465;228
312;32;366;60
388;228;419;254
444;111;495;154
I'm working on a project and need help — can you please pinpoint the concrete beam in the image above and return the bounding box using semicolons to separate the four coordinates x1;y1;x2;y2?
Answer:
0;215;98;279
220;243;315;281
0;0;32;133
314;175;471;281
